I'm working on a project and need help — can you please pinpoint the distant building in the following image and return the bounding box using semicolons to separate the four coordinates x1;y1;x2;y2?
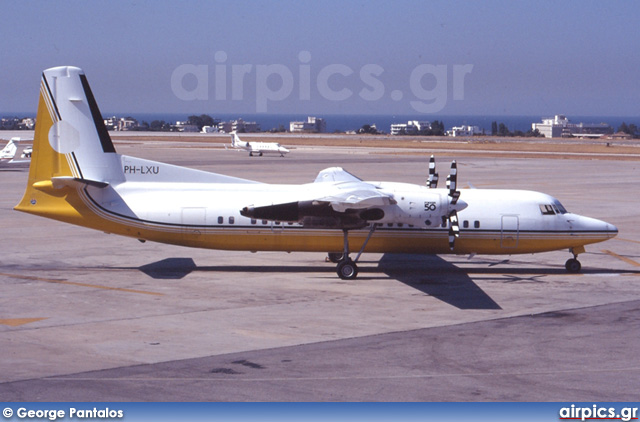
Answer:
218;118;260;133
201;125;219;133
117;117;138;131
532;115;612;138
174;121;199;132
390;120;430;135
1;116;35;130
447;125;482;137
290;116;326;133
104;116;119;131
604;132;632;140
20;118;35;130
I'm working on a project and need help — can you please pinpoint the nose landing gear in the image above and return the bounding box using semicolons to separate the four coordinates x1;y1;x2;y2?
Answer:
565;246;585;273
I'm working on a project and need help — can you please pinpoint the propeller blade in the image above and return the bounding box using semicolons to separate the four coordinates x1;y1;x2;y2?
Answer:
448;161;460;205
427;155;439;188
448;211;460;250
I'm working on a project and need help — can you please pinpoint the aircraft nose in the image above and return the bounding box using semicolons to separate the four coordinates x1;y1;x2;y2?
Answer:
573;215;618;240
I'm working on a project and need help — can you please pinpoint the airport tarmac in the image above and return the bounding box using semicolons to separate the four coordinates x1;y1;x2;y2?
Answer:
1;139;639;401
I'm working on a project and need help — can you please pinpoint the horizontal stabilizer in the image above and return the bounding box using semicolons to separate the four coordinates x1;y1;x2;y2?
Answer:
314;167;362;183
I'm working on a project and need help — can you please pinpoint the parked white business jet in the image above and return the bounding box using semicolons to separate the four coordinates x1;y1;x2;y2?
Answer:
15;67;618;279
0;137;32;166
229;131;289;157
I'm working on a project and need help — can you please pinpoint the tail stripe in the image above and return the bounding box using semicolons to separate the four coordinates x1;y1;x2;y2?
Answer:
40;82;59;125
41;73;61;121
79;74;116;154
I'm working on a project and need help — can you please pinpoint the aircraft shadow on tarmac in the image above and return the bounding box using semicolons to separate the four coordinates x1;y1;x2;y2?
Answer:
137;254;505;310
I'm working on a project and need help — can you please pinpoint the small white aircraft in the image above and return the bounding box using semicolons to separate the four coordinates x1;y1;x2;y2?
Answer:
16;67;618;279
228;131;289;157
0;137;32;166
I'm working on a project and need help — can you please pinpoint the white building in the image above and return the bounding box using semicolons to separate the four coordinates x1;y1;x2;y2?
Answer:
290;116;326;133
217;118;260;133
531;115;571;138
201;125;219;133
447;125;482;137
532;115;612;138
117;117;138;131
174;121;199;132
390;120;430;135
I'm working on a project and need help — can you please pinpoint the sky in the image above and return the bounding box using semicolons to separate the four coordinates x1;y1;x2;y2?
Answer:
1;0;639;117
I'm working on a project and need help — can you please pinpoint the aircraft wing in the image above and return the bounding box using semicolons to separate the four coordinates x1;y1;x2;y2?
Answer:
241;171;395;228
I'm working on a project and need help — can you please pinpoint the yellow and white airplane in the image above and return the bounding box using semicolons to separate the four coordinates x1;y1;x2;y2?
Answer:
15;66;618;279
229;131;289;157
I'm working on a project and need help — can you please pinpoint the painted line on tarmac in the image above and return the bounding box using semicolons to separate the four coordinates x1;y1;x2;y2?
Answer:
615;237;640;245
601;250;640;267
0;272;163;296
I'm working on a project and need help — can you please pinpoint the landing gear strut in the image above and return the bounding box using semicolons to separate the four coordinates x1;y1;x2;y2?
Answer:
330;225;377;280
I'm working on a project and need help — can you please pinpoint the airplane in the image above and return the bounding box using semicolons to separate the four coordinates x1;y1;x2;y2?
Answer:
15;66;618;280
0;137;32;166
228;131;289;157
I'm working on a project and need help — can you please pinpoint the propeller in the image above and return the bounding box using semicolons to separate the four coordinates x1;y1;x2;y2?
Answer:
426;156;465;250
427;155;439;188
446;160;462;250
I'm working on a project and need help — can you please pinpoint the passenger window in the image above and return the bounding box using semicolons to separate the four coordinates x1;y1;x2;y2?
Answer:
229;216;235;224
474;220;480;228
251;219;256;225
463;220;469;228
218;216;223;224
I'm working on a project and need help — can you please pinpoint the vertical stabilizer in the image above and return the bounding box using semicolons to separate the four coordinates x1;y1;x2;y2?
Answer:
15;66;121;220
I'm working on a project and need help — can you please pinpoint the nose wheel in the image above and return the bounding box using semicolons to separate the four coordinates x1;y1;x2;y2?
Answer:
565;247;584;273
565;258;581;273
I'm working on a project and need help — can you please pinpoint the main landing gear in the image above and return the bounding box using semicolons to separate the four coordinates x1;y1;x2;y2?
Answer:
329;225;377;280
565;246;585;273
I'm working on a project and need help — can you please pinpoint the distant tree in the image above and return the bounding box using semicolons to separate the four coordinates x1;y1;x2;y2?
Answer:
150;120;170;131
617;122;638;137
498;122;510;136
525;128;543;137
358;124;381;134
431;120;445;136
618;122;629;134
491;121;498;136
187;114;217;130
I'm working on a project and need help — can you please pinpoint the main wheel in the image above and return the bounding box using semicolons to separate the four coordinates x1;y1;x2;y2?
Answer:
337;259;358;280
327;252;345;263
565;258;581;273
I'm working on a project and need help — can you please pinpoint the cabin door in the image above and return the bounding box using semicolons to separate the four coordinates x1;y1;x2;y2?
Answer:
500;215;519;249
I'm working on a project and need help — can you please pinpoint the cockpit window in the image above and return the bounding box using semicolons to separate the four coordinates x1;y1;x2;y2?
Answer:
539;204;556;215
553;201;568;214
540;201;568;215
